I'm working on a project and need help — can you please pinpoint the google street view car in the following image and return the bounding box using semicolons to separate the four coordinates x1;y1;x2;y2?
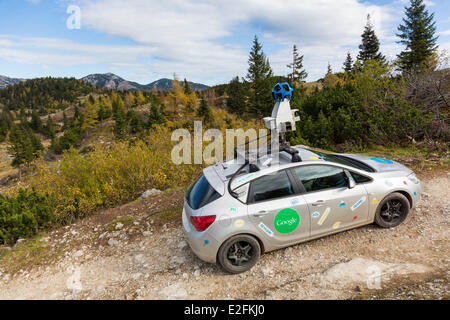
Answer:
182;83;421;274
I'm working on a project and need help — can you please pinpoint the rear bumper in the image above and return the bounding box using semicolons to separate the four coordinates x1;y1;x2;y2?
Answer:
182;207;220;263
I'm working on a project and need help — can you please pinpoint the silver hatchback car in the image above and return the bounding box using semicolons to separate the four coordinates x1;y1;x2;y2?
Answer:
182;146;421;273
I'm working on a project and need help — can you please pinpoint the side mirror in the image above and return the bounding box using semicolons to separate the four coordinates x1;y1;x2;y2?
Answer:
348;177;356;189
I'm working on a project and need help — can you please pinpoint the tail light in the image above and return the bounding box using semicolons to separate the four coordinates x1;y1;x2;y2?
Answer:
190;215;216;232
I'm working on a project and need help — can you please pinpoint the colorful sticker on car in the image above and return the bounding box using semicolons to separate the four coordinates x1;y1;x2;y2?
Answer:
351;196;366;211
309;156;319;160
371;198;378;204
237;173;254;183
291;198;300;206
403;181;408;185
229;207;237;213
274;208;300;234
259;222;274;237
318;207;331;226
370;157;394;164
312;211;320;218
339;201;346;207
414;192;417;196
234;219;245;227
332;221;341;229
353;216;358;220
203;240;209;245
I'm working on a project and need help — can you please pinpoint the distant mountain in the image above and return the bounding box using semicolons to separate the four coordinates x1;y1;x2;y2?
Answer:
0;75;26;89
81;73;209;91
146;78;209;91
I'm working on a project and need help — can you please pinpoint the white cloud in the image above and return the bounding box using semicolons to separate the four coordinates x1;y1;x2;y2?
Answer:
2;0;405;83
439;30;450;36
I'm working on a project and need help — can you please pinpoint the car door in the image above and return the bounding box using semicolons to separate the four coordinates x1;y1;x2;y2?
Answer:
247;169;311;247
292;164;369;238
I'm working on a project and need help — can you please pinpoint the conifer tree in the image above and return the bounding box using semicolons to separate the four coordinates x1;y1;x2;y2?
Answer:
343;52;354;73
8;124;42;179
44;115;55;139
81;98;98;131
227;77;247;115
30;110;43;133
246;35;273;117
287;45;308;83
196;95;212;123
357;14;386;64
396;0;438;71
183;78;192;95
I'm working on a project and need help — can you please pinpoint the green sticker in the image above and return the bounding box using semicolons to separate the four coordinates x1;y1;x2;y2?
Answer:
274;208;300;234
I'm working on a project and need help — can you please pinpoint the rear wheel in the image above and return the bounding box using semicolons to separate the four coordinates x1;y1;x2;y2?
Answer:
217;234;260;274
374;192;410;228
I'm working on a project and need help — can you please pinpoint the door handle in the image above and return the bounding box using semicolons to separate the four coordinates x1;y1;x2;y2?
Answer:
253;210;267;217
312;200;325;206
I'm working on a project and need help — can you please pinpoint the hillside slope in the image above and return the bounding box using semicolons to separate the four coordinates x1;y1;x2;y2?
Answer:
0;171;448;300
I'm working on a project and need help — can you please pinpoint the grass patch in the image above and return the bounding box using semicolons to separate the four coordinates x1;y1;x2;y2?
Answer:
151;205;184;225
0;232;65;274
105;216;134;232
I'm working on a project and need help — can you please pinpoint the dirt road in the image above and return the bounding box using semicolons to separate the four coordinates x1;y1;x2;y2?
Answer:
0;172;449;300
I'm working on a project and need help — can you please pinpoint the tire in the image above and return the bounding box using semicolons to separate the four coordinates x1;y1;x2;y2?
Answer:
217;234;261;274
374;192;410;228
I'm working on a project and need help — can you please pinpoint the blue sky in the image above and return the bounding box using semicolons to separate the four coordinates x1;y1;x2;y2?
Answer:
0;0;449;85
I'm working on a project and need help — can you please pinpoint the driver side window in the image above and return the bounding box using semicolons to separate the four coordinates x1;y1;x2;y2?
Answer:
294;165;347;193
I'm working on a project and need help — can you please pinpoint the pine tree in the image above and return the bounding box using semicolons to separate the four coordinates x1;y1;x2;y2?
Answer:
357;14;386;64
148;103;166;128
44;115;55;139
62;111;69;130
327;62;333;75
30;110;43;133
227;76;247;115
196;95;212;123
343;52;354;73
396;0;438;71
246;35;273;117
287;45;307;83
7;124;40;180
183;78;192;95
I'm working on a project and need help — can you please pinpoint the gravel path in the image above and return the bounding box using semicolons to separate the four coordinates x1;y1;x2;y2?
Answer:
0;172;448;300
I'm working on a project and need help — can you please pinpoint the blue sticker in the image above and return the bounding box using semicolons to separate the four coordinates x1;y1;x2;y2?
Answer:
203;240;209;245
291;198;299;206
414;192;417;196
312;211;320;218
351;196;367;211
385;180;393;187
370;157;394;164
339;201;346;207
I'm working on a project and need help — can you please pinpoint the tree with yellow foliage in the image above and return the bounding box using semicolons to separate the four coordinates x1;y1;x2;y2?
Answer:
81;97;98;131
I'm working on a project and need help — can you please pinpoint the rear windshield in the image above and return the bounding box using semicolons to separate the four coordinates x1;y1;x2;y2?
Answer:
186;174;220;210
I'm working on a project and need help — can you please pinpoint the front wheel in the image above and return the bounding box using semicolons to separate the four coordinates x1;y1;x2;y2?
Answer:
217;234;260;274
374;192;410;228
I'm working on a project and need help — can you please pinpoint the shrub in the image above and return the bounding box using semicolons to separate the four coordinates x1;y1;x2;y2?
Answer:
0;189;55;245
31;127;202;223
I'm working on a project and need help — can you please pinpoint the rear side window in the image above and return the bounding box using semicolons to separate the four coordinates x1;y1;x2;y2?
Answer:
350;171;372;183
187;175;220;209
250;170;294;203
294;165;347;193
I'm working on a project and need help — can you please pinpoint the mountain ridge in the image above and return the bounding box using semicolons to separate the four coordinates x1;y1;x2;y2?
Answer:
0;73;209;91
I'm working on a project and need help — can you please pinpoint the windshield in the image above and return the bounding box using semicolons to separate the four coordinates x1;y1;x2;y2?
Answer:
186;174;221;210
312;151;374;172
